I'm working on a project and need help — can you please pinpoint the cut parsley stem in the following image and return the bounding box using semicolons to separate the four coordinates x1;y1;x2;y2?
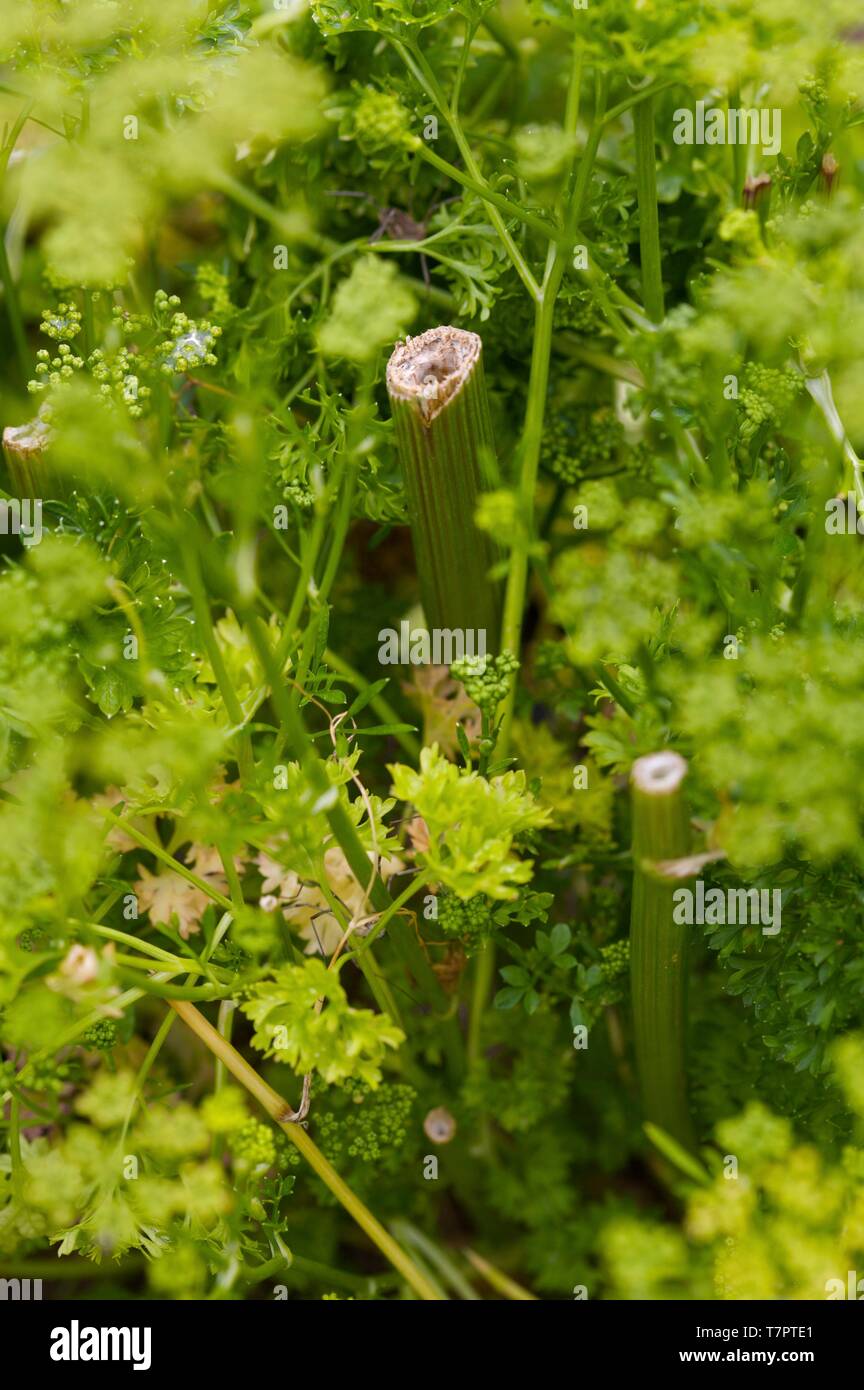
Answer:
387;325;501;645
629;750;695;1151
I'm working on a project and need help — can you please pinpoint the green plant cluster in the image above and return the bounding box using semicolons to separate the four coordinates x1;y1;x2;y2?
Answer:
542;405;624;485
315;1079;415;1164
451;651;519;717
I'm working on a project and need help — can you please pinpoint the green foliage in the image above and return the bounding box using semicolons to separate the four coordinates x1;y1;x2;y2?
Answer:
603;1048;864;1300
340;86;421;159
317;257;417;362
389;744;550;899
437;891;493;953
495;921;576;1015
737;364;804;445
241;958;405;1087
230;1119;278;1173
668;633;864;867
553;540;680;666
315;1078;415;1163
438;884;552;954
542;406;625;486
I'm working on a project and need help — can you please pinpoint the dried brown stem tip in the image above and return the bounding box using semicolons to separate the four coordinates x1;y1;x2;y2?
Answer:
387;326;481;426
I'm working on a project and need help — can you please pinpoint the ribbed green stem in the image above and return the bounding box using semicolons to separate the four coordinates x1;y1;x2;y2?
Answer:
629;751;694;1150
387;326;501;646
633;96;665;324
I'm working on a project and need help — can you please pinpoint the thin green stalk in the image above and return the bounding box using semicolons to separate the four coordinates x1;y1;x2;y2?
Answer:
497;72;607;754
563;44;584;148
0;222;28;382
90;886;124;922
241;1251;390;1293
213;999;236;1097
0;103;32;383
114;967;229;1001
181;533;253;779
169;997;446;1301
561;39;586;222
119;1011;176;1145
349;873;428;959
416;143;561;246
81;922;199;972
273;494;331;670
629;751;695;1151
211;169;319;247
272;395;358;687
602;80;675;129
220;132;506;314
540;480;566;538
451;17;475;112
314;447;358;603
729;86;747;197
468;59;515;126
270;235;451;322
568;87;607;229
560;339;644;385
0;1258;142;1279
593;664;639;719
1;101;34;178
497;242;565;750
415;142;640;344
468;43;597;1049
395;39;541;301
18;976;186;1080
101;810;234;914
663;406;711;483
386;325;501;643
286;444;359;719
82;289;95;358
324;647;420;760
633;96;665;323
105;576;153;676
218;840;245;913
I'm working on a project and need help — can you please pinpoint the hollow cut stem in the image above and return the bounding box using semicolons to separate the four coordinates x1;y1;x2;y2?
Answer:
387;325;501;645
629;751;695;1151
